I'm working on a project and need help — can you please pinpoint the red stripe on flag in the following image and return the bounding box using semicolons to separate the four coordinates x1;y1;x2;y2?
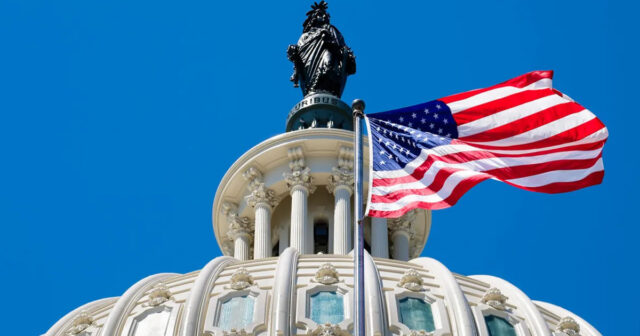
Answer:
453;89;557;126
459;101;585;142
440;71;553;104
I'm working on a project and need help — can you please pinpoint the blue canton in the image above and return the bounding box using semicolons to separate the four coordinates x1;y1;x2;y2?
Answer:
367;100;458;172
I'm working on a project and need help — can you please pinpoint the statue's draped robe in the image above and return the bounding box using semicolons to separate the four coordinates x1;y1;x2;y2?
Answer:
296;24;352;97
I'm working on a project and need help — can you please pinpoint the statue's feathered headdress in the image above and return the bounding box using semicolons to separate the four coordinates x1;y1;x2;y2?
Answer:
303;1;330;30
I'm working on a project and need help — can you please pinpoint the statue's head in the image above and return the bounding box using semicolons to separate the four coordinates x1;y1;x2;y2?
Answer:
303;1;331;32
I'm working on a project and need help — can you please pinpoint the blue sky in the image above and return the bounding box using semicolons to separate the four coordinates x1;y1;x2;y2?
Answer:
1;1;637;335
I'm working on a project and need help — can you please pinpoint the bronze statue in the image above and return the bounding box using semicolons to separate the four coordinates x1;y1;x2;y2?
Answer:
287;1;356;98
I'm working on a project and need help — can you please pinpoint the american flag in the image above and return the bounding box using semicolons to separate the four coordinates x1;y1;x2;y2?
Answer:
365;71;608;218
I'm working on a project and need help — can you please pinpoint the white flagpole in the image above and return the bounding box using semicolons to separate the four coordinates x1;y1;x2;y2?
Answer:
352;99;365;336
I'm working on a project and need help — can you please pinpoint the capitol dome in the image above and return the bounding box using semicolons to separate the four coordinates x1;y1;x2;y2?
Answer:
45;129;601;336
44;3;602;336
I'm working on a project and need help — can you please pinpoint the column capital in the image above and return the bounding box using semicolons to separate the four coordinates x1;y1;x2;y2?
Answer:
327;166;354;195
245;182;279;209
327;146;354;195
243;167;280;209
222;201;254;240
388;210;416;239
284;166;316;194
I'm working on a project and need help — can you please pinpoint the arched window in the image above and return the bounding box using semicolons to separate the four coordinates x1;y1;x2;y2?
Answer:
216;295;255;331
484;315;517;336
397;297;435;332
309;291;344;324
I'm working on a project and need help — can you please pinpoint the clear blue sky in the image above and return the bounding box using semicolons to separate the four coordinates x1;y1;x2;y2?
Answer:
0;1;637;335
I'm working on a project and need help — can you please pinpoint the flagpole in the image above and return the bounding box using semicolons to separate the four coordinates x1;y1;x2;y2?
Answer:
352;99;366;336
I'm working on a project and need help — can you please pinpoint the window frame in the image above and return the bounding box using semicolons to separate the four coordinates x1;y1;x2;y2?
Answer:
471;302;531;336
204;287;268;335
296;283;353;333
385;287;451;336
124;303;180;336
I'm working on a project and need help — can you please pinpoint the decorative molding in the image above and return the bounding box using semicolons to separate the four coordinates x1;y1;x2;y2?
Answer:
243;167;279;209
388;210;417;238
222;202;253;240
66;311;93;335
310;323;350;336
222;238;234;255
397;269;424;292
556;316;580;336
283;146;316;193
223;329;249;336
327;146;354;194
481;288;508;310
245;183;279;209
146;282;172;306
314;263;340;285
229;268;254;290
407;331;434;336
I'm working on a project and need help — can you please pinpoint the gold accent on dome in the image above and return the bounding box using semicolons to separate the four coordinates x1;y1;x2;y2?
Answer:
481;287;508;310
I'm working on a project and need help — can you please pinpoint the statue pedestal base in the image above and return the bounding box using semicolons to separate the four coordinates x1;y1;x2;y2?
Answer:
286;93;353;132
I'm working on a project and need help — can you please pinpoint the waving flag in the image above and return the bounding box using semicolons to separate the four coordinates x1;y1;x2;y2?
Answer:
365;71;608;218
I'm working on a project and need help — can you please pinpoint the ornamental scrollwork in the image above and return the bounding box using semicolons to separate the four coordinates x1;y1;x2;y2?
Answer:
556;316;581;336
222;202;253;240
223;329;249;336
284;147;316;193
66;311;93;335
397;268;424;292
481;287;508;310
229;267;254;290
314;263;340;285
310;323;350;336
327;146;354;194
407;330;434;336
243;167;279;209
147;282;172;306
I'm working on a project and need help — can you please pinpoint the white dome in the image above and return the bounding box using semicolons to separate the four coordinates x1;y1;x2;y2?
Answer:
45;251;599;336
46;125;601;336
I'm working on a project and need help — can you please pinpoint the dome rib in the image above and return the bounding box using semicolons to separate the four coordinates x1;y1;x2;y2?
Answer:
269;247;299;335
534;300;602;336
364;251;387;335
412;257;477;336
101;273;179;336
180;256;235;336
471;275;551;336
45;297;117;336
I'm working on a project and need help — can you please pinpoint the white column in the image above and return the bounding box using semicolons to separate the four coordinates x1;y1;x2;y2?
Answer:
390;230;410;261
279;220;289;254
388;211;415;261
253;203;272;259
331;185;352;254
289;184;309;253
222;202;253;261
233;234;251;260
284;147;315;254
328;147;355;255
371;217;389;258
244;167;279;259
